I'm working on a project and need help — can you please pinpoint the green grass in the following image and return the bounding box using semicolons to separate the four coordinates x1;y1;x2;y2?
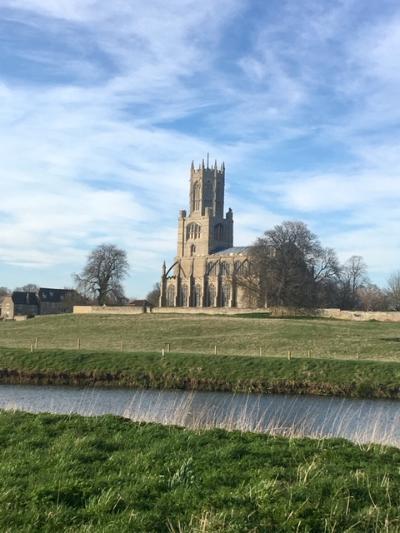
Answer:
1;313;400;360
0;411;399;532
1;347;400;398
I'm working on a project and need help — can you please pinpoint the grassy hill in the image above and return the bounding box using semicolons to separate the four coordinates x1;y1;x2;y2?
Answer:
0;313;400;360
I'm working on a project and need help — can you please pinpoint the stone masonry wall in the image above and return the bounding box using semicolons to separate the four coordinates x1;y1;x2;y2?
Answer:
73;305;400;322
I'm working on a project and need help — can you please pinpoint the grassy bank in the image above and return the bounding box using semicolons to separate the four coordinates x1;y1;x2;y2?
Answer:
1;313;400;360
1;347;400;398
0;411;399;531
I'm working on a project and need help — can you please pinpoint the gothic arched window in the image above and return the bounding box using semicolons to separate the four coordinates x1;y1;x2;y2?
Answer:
205;284;216;307
190;244;196;256
179;285;188;307
214;223;223;240
186;223;201;240
166;285;175;307
221;284;231;307
194;284;202;307
220;261;230;276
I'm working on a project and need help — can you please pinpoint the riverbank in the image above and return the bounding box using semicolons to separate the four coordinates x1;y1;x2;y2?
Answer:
0;410;399;531
1;347;400;398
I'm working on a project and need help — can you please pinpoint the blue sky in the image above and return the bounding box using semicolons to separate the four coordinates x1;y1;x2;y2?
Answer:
0;0;400;297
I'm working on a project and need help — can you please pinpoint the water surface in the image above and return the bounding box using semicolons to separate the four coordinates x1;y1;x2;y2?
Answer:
0;384;399;447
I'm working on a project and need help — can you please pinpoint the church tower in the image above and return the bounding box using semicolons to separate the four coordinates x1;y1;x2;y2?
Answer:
160;159;249;309
176;157;233;259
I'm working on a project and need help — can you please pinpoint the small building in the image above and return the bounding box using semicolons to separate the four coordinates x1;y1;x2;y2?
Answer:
0;292;39;319
0;288;78;320
38;288;76;315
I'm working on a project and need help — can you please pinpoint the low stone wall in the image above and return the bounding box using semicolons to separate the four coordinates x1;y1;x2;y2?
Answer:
318;309;400;322
73;306;143;315
72;305;400;322
152;307;267;315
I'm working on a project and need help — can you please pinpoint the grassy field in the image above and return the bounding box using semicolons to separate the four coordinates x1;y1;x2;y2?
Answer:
1;313;400;360
0;411;399;532
1;347;400;398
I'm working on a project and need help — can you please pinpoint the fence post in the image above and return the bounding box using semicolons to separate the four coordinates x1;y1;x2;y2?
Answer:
167;343;170;353
307;350;311;358
161;348;165;357
30;343;33;353
77;338;80;349
287;350;292;361
259;347;262;357
34;337;38;350
214;345;217;355
120;341;123;352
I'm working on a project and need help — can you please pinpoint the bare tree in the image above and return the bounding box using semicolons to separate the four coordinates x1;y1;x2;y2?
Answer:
339;255;369;309
239;221;340;308
0;287;11;301
357;283;389;311
74;244;129;305
387;271;400;310
15;284;39;292
146;283;160;307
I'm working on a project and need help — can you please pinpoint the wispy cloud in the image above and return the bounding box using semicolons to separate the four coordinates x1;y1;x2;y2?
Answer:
0;0;400;293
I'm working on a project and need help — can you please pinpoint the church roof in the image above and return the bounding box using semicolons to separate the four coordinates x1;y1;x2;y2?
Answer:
211;246;250;257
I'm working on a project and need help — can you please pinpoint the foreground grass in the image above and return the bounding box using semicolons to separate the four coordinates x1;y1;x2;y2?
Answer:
0;411;399;532
1;313;400;360
1;347;400;398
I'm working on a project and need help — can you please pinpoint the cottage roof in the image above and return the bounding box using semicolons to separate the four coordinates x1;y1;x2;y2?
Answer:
12;291;39;306
38;288;75;303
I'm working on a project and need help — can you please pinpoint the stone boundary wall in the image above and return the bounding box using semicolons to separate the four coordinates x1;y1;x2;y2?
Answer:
317;309;400;322
73;306;143;315
152;307;266;316
73;305;400;322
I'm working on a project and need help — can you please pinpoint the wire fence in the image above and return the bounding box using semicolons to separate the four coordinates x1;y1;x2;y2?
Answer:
0;337;397;362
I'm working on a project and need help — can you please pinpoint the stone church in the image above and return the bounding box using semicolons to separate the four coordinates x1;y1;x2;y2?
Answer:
159;159;251;308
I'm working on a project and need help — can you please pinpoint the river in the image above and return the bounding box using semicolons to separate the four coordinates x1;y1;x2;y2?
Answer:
0;384;399;447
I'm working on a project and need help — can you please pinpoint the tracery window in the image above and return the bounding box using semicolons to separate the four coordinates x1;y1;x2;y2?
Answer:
205;284;216;307
193;284;202;307
220;261;230;276
166;285;175;307
186;223;201;240
221;284;231;307
179;285;188;307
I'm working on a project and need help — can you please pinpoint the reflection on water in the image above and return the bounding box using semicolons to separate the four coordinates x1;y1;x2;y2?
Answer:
0;384;399;447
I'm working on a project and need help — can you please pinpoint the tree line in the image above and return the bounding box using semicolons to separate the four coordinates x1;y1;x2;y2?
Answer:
238;220;400;311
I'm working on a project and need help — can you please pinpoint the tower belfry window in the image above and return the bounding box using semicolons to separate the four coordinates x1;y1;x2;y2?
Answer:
193;182;201;211
187;223;201;240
